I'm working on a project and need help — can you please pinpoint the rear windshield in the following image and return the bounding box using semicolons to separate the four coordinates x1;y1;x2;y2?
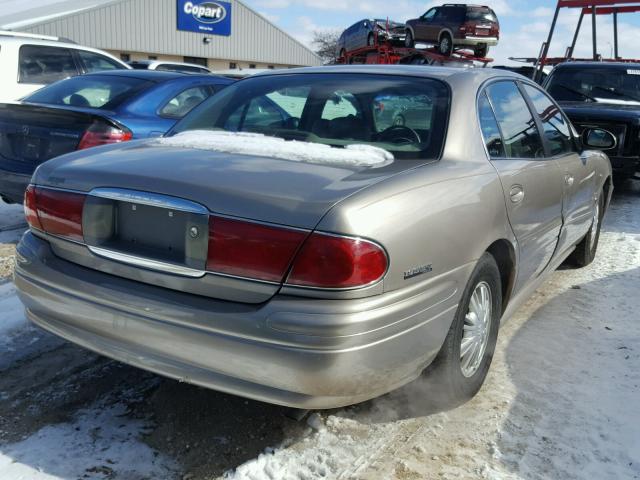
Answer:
466;7;498;23
546;67;640;104
25;75;153;109
172;73;450;160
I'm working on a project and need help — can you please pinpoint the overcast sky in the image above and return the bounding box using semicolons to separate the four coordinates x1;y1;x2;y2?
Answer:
2;0;640;64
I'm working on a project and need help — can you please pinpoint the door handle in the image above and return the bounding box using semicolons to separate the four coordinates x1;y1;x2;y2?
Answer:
509;185;524;204
565;174;575;187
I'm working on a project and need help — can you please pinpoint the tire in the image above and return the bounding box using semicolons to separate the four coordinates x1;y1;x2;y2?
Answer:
405;30;414;48
367;33;375;47
474;44;489;58
424;253;502;403
568;192;604;268
438;33;453;56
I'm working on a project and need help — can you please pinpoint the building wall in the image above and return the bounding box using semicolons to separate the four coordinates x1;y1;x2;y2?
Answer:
21;0;320;67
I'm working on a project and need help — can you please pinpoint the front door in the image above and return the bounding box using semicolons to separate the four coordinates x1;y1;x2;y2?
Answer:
480;81;564;293
521;84;597;253
416;8;438;41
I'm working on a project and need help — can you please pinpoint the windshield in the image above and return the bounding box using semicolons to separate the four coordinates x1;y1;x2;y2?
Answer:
172;73;450;160
25;75;152;109
547;67;640;104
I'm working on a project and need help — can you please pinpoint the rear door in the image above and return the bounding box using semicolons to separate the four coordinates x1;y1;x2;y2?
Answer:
479;81;564;292
521;83;596;253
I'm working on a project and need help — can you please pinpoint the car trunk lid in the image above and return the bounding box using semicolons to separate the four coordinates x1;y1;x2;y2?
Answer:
0;103;126;174
31;141;426;303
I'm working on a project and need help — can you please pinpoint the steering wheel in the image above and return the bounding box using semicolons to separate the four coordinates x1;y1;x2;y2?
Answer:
378;125;421;145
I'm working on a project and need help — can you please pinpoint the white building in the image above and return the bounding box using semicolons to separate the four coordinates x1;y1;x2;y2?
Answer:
0;0;321;70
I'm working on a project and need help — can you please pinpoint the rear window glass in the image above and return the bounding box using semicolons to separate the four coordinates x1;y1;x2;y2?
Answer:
466;8;498;23
173;73;451;160
25;75;152;109
19;45;78;84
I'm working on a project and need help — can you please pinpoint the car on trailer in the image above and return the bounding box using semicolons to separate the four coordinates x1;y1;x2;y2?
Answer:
405;4;499;58
545;61;640;181
15;66;613;410
336;19;407;57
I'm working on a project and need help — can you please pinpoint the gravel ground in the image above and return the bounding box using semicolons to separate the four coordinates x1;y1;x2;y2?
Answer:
0;183;638;480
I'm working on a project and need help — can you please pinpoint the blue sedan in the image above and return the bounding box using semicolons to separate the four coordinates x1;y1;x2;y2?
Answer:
0;70;234;203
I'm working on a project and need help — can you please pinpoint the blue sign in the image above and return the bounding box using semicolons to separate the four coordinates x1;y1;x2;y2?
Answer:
177;0;232;36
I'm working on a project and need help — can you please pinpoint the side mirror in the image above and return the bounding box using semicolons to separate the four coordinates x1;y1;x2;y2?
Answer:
583;128;616;150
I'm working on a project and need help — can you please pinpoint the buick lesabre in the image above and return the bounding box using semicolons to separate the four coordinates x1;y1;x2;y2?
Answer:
14;66;613;409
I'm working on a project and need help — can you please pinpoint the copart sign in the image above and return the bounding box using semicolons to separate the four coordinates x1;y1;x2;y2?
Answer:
177;0;232;36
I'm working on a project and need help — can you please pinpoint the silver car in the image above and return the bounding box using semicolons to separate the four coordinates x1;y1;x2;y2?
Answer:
14;66;613;409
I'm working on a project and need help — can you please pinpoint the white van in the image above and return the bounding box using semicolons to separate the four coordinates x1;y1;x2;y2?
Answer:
0;31;130;102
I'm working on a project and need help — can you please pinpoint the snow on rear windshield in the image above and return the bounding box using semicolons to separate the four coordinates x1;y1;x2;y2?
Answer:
171;73;450;161
155;131;394;167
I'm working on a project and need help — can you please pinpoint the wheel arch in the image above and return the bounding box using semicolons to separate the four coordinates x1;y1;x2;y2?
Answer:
602;175;613;213
486;239;516;315
438;28;454;42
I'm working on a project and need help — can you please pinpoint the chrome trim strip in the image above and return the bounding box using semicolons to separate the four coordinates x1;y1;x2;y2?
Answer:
88;188;209;215
88;246;207;278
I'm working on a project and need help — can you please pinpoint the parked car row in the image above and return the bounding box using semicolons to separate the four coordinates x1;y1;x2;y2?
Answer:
338;4;500;58
0;70;233;204
11;61;614;409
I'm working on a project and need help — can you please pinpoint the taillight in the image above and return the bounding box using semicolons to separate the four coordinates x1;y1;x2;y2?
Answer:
460;21;476;35
25;185;86;241
77;122;132;150
207;217;307;283
287;233;388;289
24;185;43;231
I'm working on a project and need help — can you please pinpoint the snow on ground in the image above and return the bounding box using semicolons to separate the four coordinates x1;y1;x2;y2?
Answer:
0;283;27;345
156;131;394;167
0;398;178;479
223;187;640;480
0;186;638;480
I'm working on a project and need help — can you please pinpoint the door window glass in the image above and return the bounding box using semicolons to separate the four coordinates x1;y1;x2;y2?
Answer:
373;93;433;132
422;8;437;20
77;50;123;73
160;86;211;118
478;92;505;158
486;81;544;159
19;45;78;84
523;84;576;156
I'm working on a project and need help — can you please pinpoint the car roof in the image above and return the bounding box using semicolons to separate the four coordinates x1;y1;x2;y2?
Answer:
553;61;640;70
256;64;523;83
81;70;233;84
129;60;210;69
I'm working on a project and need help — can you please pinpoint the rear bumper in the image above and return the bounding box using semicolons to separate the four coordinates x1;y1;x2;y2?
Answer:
456;36;499;47
14;232;461;409
0;168;29;204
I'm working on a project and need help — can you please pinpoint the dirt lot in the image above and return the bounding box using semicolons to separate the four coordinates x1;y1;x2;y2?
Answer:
0;183;638;480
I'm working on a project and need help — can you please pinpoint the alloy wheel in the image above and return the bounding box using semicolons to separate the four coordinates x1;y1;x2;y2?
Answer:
460;281;492;378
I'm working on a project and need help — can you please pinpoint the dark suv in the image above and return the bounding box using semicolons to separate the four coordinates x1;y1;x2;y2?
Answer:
545;62;640;181
405;4;499;58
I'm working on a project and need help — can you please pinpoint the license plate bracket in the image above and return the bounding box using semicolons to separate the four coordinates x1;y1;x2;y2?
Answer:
83;189;209;273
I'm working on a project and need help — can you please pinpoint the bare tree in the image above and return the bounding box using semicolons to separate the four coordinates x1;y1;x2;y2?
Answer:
311;30;341;64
